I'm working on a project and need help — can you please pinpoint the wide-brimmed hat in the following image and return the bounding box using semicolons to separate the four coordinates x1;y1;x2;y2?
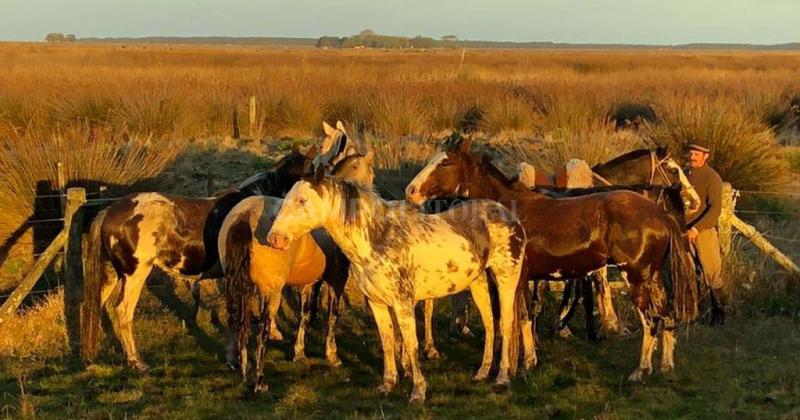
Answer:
688;143;711;153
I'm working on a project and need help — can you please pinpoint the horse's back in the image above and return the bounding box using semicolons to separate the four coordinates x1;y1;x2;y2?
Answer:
102;192;217;276
220;195;327;288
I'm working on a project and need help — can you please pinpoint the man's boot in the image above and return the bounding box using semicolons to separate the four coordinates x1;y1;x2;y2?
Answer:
710;288;729;327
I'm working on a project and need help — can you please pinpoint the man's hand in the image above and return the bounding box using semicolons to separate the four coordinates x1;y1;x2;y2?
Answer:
687;227;699;242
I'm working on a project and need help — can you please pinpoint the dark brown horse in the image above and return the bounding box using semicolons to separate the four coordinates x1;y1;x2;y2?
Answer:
406;135;699;381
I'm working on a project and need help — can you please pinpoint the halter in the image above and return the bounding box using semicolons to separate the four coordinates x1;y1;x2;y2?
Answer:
650;150;674;186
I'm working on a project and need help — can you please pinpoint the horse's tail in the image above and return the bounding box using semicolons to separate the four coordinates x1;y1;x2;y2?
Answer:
667;218;699;323
223;217;255;377
81;209;111;364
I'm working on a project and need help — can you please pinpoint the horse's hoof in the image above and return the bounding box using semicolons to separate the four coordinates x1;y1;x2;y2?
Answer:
660;364;674;375
424;347;440;360
293;353;307;363
628;368;649;382
473;371;490;382
377;381;396;395
491;381;510;393
326;356;343;368
408;389;426;404
226;361;240;372
558;327;573;339
269;330;284;341
129;360;150;372
524;357;538;371
254;380;269;394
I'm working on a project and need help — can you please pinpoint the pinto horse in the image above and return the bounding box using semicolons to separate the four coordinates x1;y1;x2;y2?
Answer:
406;135;699;381
266;175;534;403
220;152;375;392
80;120;360;371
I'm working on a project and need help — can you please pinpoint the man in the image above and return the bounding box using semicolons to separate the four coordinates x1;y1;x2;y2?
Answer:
685;143;728;325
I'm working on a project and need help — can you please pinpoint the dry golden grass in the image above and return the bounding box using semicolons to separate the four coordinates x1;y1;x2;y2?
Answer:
0;290;67;360
0;42;797;287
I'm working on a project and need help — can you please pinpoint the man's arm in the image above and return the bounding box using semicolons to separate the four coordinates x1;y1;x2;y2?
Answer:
692;176;723;231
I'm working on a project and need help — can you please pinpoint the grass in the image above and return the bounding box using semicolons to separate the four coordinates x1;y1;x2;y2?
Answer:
1;281;799;418
1;43;800;417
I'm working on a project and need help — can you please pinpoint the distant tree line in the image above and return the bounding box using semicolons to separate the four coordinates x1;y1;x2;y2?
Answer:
316;30;461;49
45;33;77;43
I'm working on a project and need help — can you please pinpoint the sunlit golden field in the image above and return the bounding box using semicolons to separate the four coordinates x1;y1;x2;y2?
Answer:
1;42;799;418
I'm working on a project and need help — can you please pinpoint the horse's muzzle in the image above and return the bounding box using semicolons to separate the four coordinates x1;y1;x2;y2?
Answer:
267;231;291;250
406;185;424;205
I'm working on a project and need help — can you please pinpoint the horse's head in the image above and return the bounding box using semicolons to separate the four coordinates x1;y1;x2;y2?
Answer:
314;121;362;172
406;133;476;206
267;179;328;250
331;150;375;188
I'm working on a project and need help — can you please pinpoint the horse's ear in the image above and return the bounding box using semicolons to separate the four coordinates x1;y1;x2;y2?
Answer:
312;161;327;183
323;121;336;137
336;120;347;133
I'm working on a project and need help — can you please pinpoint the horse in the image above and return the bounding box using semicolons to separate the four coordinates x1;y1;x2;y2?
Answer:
405;135;699;381
265;175;535;403
220;151;375;392
80;120;359;371
514;148;700;338
421;146;699;354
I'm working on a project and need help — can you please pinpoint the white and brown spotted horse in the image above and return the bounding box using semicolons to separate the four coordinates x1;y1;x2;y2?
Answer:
220;151;375;392
80;120;359;371
406;136;699;382
266;175;535;403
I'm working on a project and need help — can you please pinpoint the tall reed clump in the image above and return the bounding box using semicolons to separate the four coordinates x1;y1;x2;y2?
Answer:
0;126;186;289
642;96;790;191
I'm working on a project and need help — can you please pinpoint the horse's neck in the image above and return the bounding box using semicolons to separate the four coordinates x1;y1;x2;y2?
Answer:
594;156;653;186
321;189;388;264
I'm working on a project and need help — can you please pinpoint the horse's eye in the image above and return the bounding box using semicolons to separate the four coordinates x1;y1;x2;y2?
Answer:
298;197;307;206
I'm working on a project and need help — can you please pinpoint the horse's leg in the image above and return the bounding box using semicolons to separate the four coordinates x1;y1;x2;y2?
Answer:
394;303;426;403
627;271;659;382
556;279;577;338
268;293;283;341
113;263;152;371
661;321;677;374
469;274;494;381
493;277;516;388
324;283;342;367
581;276;599;342
594;267;625;336
452;291;472;336
367;300;398;395
293;284;313;362
254;288;281;392
423;299;440;359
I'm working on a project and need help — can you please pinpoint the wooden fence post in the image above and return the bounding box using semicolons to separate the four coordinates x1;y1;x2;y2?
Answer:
249;95;257;139
0;230;67;325
63;187;86;352
232;105;240;140
731;216;799;277
719;182;735;256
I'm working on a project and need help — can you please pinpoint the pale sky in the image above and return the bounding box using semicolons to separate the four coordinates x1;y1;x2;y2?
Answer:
1;0;798;45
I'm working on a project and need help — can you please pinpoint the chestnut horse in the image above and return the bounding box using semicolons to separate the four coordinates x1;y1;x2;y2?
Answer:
406;135;698;381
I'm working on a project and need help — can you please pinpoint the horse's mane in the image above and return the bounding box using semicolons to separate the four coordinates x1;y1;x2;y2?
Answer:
591;147;668;172
318;177;381;227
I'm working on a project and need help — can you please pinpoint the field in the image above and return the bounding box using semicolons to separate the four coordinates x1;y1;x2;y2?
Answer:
1;43;800;418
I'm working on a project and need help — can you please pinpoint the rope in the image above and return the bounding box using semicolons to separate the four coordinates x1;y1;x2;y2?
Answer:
735;210;798;216
737;190;800;197
759;233;800;243
25;218;65;224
